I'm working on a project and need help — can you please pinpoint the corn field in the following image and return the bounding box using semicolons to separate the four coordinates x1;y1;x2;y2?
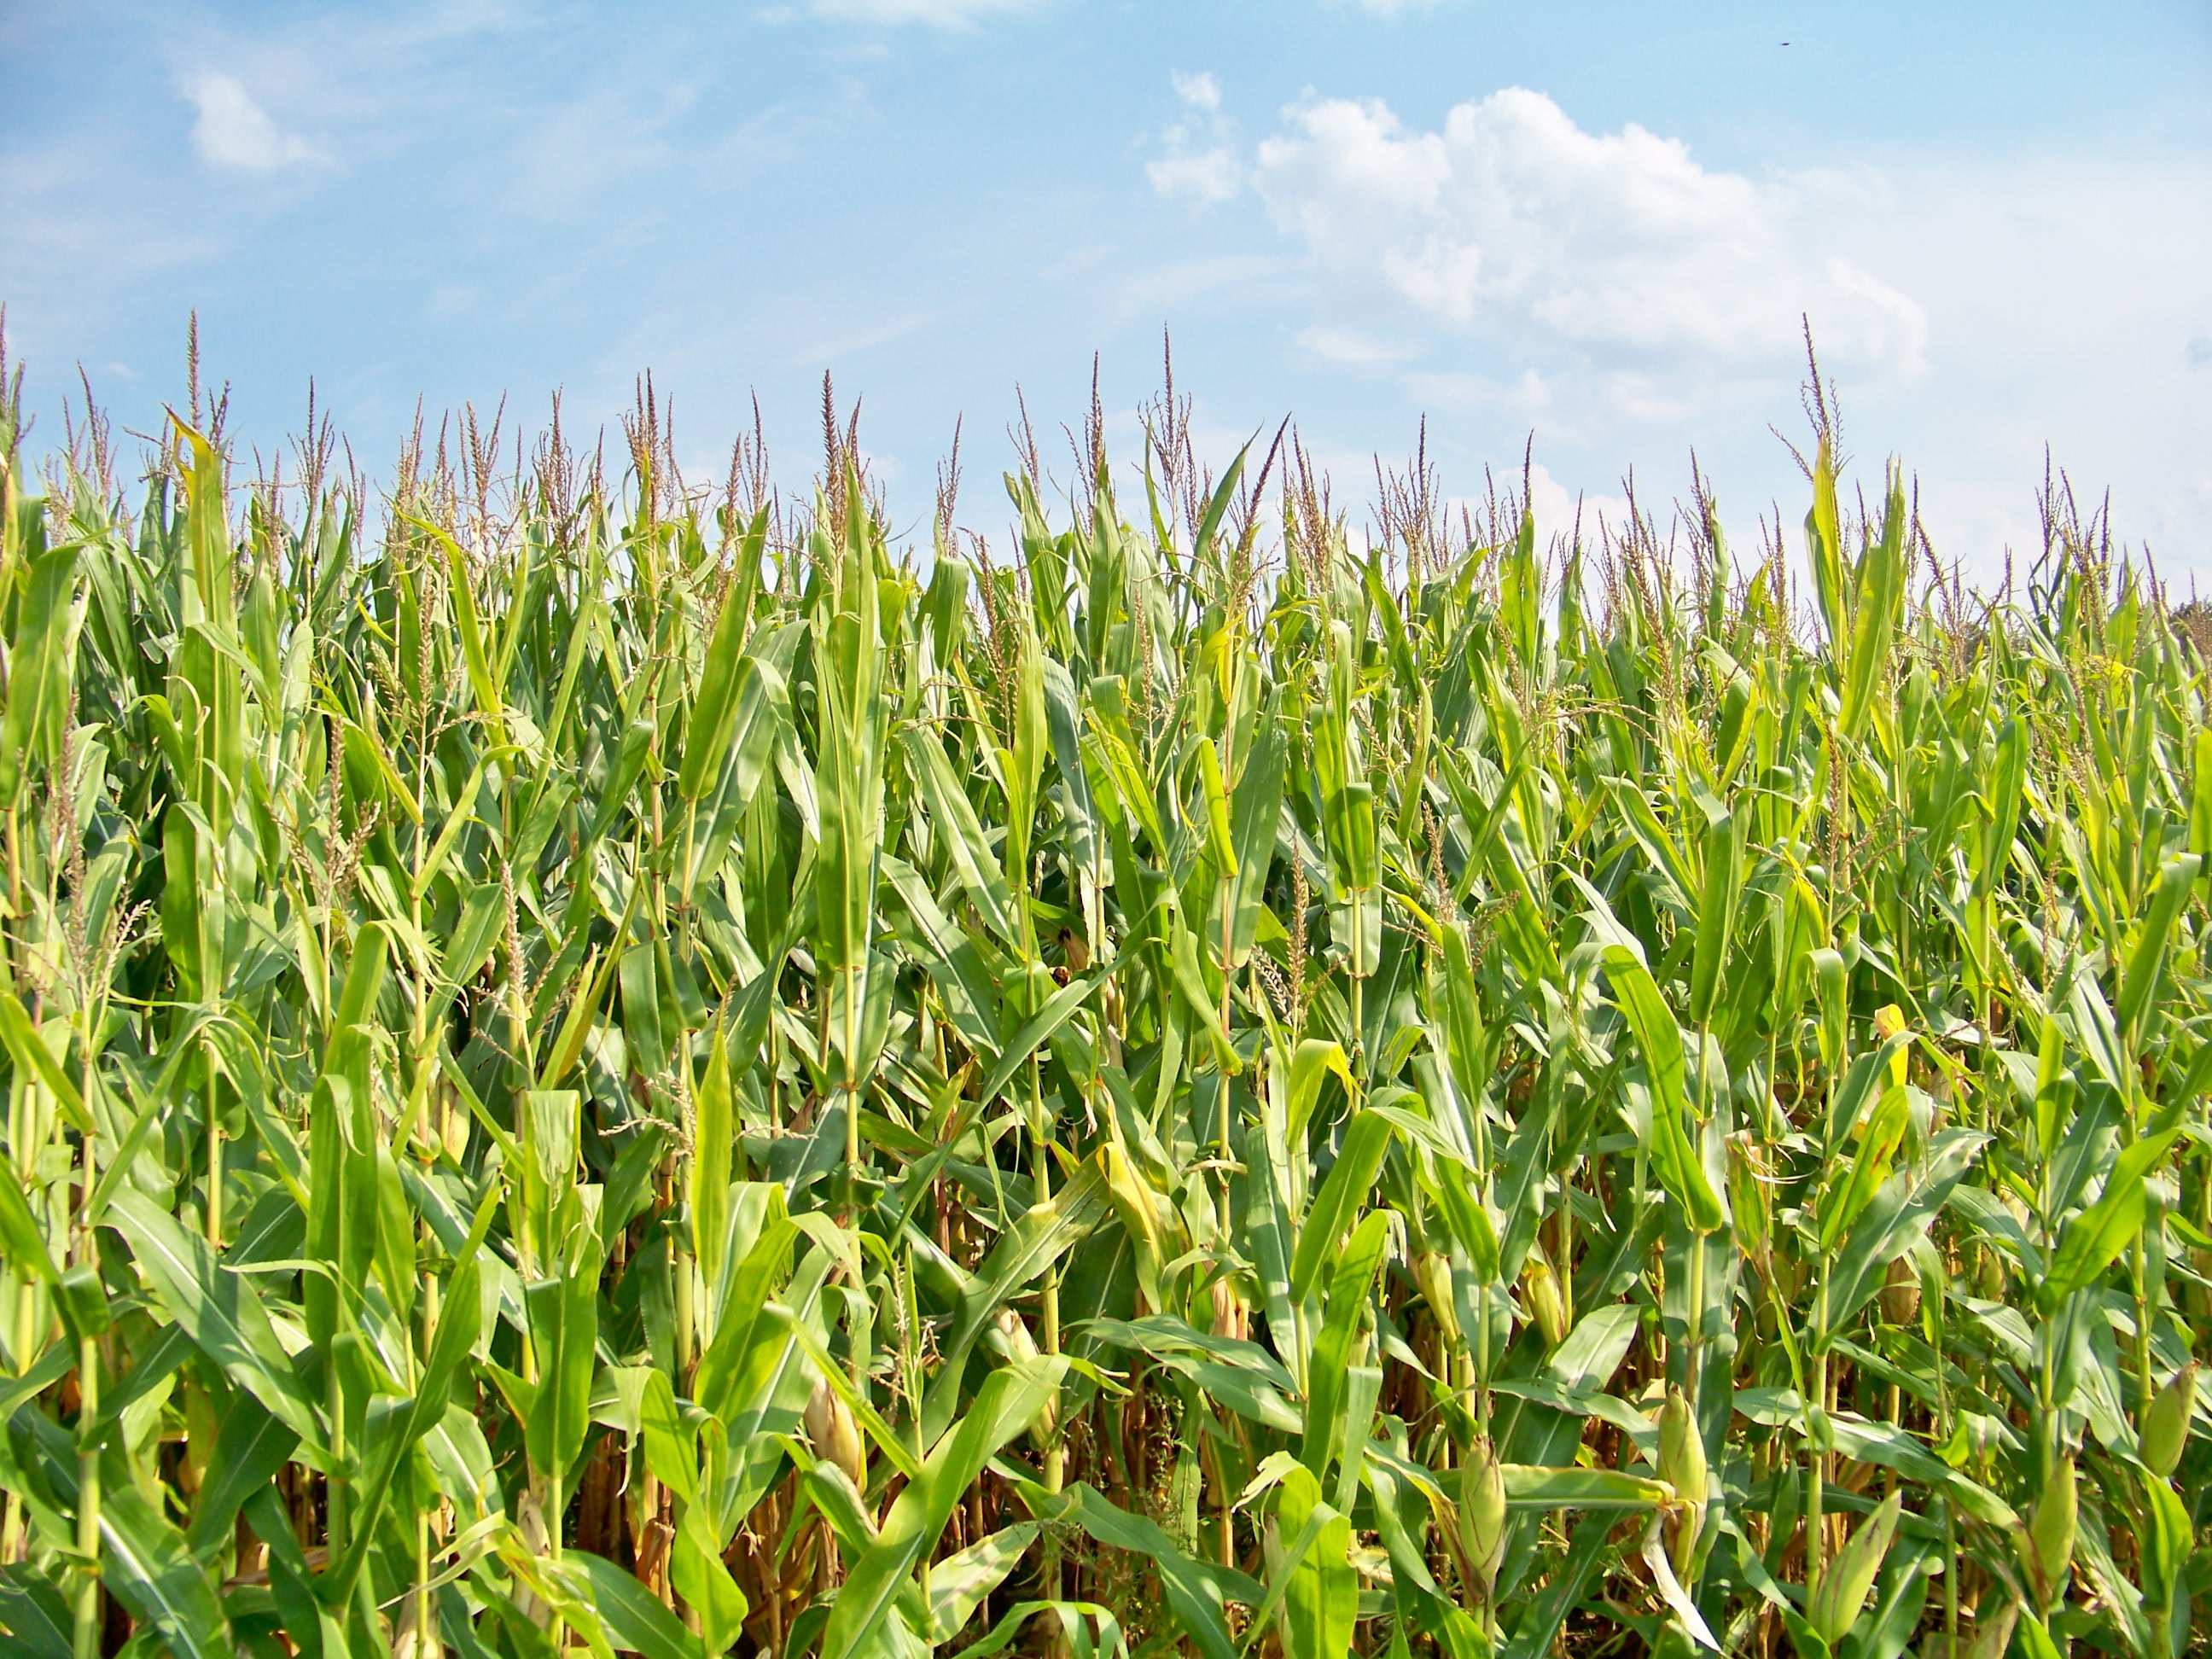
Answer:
0;334;2209;1659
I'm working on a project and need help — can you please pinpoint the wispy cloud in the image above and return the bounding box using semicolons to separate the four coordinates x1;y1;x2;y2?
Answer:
1112;253;1286;318
179;70;328;172
1169;69;1221;114
513;84;699;219
1298;326;1412;367
0;147;219;361
1147;70;1241;206
1147;148;1240;206
1402;366;1551;413
804;0;1043;26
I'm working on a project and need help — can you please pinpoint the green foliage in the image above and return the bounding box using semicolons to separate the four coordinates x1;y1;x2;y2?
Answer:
0;358;2209;1659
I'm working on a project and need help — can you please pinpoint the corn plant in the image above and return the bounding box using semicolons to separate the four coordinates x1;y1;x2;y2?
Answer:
0;328;2208;1659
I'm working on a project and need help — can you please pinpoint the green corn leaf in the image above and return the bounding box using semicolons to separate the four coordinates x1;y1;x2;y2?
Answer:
924;1523;1040;1644
97;1486;230;1659
921;1160;1107;1443
824;1355;1066;1659
2117;852;2201;1051
2041;1099;2188;1311
1820;1130;1986;1350
1837;473;1906;743
1808;1489;1902;1643
1196;736;1238;876
1225;716;1286;967
1289;1110;1393;1307
567;1551;702;1659
1301;1208;1389;1482
1599;941;1726;1233
1501;1465;1675;1510
1268;1464;1357;1659
0;1564;72;1659
1976;716;2029;899
0;1162;58;1284
1686;798;1743;1029
678;503;772;800
424;520;509;748
0;528;81;806
525;1223;603;1496
0;990;85;1133
183;1403;298;1562
899;723;1018;946
104;1190;325;1451
1053;1485;1259;1659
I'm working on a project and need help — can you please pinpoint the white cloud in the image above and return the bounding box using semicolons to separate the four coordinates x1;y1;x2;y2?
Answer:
1404;366;1551;414
1148;70;1240;206
514;84;697;218
1109;252;1289;319
782;306;943;366
1130;82;2209;577
1300;326;1413;367
804;0;1039;25
180;70;327;172
1598;370;1690;423
1171;70;1222;114
1249;88;1927;377
1148;148;1242;205
1830;154;2212;572
1522;462;1631;544
426;283;477;320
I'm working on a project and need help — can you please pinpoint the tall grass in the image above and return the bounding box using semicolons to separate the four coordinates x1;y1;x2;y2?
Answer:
0;323;2206;1659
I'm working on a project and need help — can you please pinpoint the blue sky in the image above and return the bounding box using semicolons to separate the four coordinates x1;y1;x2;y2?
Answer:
3;0;2209;579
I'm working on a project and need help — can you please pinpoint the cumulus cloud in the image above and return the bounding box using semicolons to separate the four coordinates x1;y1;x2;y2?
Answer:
1249;88;1927;377
1148;70;1241;206
180;71;327;172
